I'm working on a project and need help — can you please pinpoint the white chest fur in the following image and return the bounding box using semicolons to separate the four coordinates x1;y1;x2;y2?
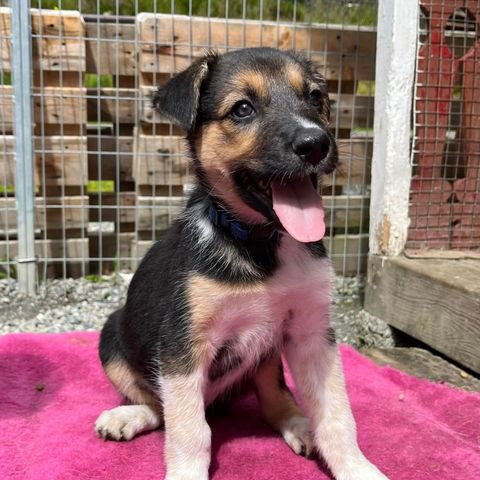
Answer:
204;235;333;403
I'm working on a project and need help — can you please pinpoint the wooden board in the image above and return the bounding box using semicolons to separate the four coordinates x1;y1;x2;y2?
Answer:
0;8;85;72
0;8;12;71
1;135;88;187
0;196;89;235
87;135;134;184
86;88;137;124
137;14;376;81
0;237;89;260
31;10;85;72
4;86;87;126
329;233;368;275
85;22;136;76
133;134;191;186
135;195;186;231
89;192;136;224
365;255;480;373
327;138;372;186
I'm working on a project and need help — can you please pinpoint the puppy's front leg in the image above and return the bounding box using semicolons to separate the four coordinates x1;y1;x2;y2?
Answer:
284;325;388;480
161;370;211;480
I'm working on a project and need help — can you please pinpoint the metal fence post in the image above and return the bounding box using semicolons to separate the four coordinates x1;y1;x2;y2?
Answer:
12;0;36;295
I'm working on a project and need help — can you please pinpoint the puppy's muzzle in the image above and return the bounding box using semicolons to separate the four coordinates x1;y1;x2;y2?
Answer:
292;128;334;172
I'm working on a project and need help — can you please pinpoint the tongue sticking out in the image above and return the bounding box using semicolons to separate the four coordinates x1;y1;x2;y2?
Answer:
271;177;326;243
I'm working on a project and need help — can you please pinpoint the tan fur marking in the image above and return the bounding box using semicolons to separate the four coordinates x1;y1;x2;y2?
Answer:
287;64;305;94
254;354;304;432
235;69;268;99
188;273;265;336
194;121;264;222
105;359;161;409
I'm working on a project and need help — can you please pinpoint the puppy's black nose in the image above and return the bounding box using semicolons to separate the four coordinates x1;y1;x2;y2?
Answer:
292;128;330;165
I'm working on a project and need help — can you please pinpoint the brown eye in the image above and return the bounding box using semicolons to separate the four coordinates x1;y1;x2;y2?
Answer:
231;101;255;119
309;90;322;108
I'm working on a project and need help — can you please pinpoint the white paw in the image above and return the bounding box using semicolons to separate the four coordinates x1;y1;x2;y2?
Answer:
165;472;208;480
95;405;161;441
281;415;314;457
336;457;389;480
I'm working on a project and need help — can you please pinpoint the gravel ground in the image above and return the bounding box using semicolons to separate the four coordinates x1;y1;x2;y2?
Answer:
0;275;394;349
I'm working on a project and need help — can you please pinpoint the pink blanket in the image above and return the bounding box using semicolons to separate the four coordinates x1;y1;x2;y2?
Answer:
0;332;479;479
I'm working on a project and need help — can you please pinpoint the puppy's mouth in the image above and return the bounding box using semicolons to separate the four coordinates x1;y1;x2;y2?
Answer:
236;171;326;243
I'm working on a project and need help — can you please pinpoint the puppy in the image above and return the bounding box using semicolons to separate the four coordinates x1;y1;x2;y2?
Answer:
95;47;388;480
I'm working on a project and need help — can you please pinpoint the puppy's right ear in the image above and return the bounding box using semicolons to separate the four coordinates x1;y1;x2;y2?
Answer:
152;52;217;131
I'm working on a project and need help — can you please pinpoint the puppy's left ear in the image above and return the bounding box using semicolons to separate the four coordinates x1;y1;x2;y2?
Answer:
152;52;217;131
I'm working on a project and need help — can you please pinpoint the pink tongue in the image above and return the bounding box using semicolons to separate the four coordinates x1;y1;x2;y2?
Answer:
271;177;326;243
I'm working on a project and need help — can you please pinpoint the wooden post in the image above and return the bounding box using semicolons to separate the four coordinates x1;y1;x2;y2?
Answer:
369;0;418;257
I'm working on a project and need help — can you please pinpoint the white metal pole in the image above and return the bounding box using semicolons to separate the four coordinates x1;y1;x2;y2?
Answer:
12;0;36;295
369;0;418;256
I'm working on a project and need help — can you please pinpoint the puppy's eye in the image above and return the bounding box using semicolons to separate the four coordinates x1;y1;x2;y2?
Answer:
309;90;322;108
231;101;255;119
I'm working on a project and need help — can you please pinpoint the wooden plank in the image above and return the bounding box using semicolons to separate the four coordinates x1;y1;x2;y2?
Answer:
138;14;376;81
1;135;88;187
133;134;191;186
86;88;137;124
85;22;136;76
327;138;372;186
89;192;136;224
0;8;12;71
329;233;368;275
0;86;14;132
32;87;87;125
87;135;134;183
0;196;89;234
31;10;85;72
1;8;85;72
0;237;89;260
0;85;87;127
324;195;370;230
135;196;186;231
34;136;88;187
365;255;480;373
89;231;134;274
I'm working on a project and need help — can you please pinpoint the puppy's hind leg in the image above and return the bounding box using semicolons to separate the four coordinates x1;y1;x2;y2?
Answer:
95;357;163;441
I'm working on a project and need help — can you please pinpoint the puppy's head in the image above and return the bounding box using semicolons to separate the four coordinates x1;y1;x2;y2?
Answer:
153;48;337;243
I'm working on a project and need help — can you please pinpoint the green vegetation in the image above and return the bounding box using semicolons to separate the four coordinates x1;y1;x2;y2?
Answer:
0;185;15;194
85;273;107;283
31;0;377;26
0;259;16;280
85;73;113;88
87;180;115;193
0;71;11;85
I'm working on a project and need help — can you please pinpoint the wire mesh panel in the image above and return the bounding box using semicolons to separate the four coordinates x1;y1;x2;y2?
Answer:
409;0;480;250
0;0;377;286
0;3;16;284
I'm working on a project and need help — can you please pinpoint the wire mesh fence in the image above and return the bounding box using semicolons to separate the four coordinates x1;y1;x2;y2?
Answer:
409;0;480;251
0;0;377;291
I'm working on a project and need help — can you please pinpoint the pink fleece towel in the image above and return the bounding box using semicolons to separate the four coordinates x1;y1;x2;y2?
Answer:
0;331;479;480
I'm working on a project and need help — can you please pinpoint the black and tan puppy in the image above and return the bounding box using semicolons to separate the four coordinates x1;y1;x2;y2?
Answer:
95;48;388;480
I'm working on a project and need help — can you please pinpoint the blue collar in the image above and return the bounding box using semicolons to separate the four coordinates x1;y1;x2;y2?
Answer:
207;199;278;243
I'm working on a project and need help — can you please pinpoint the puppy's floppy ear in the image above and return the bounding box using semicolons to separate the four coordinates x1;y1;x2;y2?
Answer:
152;52;217;131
